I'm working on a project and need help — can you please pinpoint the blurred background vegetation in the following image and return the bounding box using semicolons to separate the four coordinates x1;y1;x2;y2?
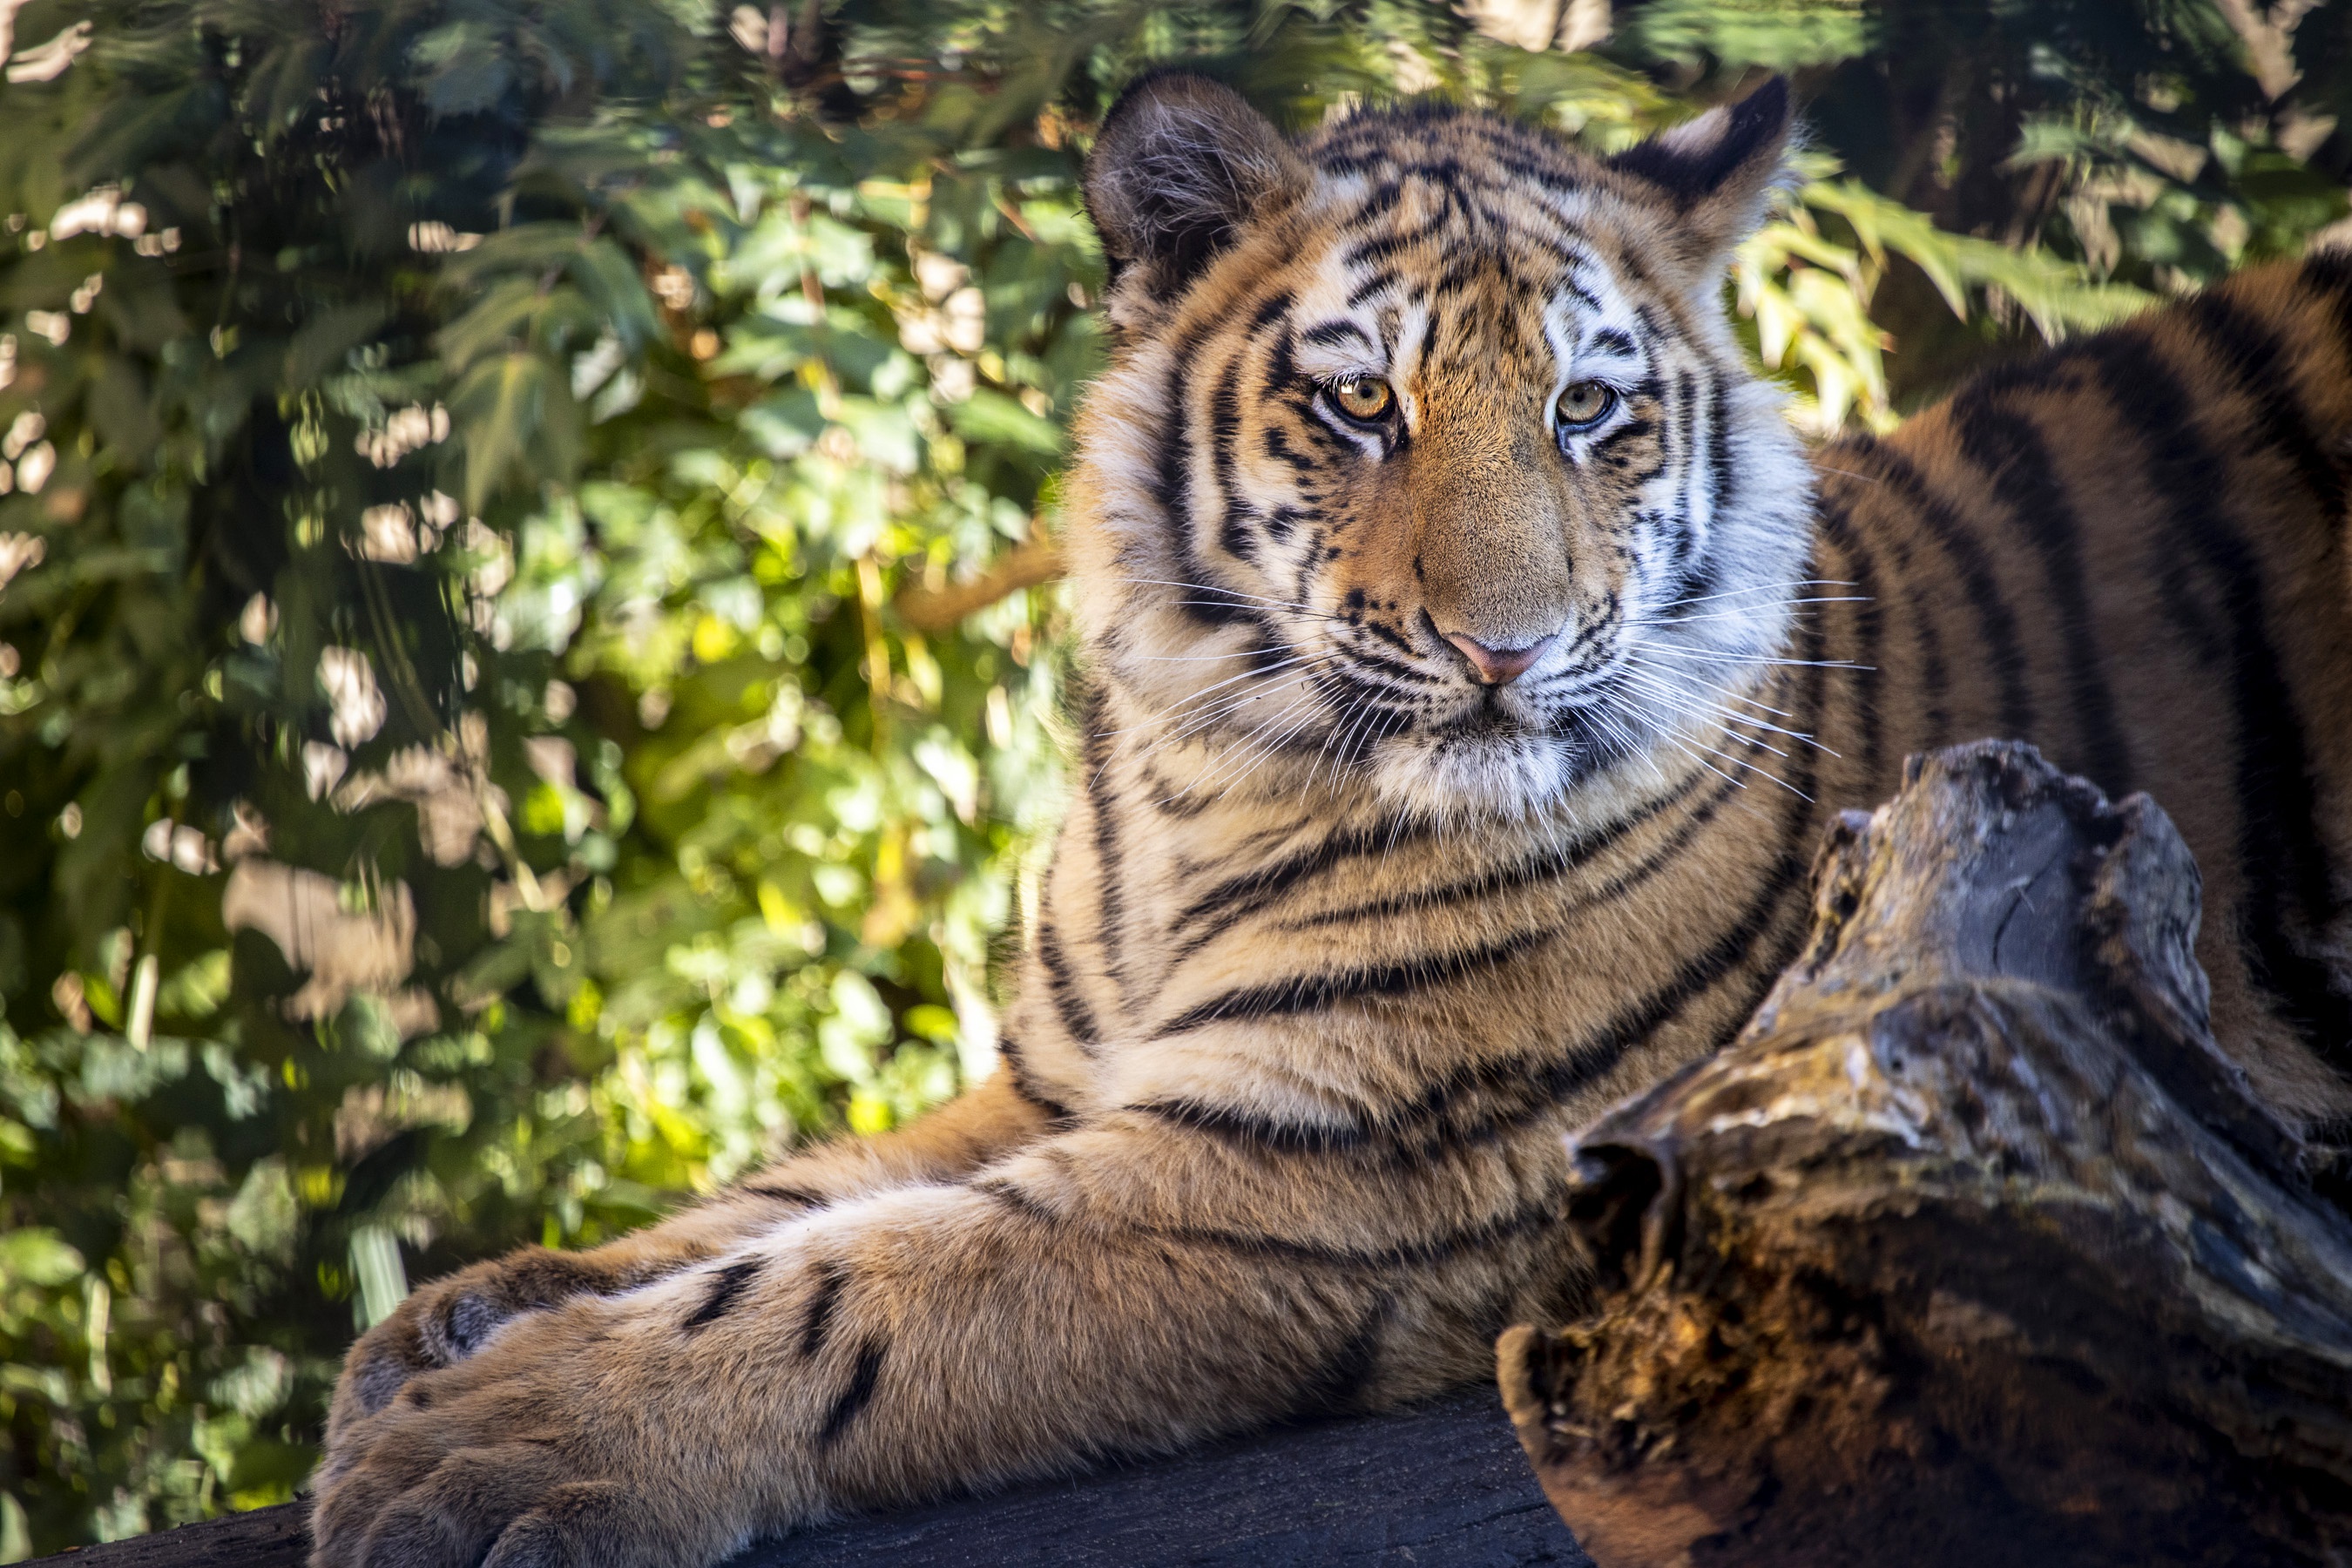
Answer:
0;0;2342;1551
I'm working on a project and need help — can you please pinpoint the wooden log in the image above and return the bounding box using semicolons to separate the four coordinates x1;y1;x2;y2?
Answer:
1497;740;2352;1568
30;1390;1587;1567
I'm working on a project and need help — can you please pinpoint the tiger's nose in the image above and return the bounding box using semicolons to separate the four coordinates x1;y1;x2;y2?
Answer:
1443;631;1558;686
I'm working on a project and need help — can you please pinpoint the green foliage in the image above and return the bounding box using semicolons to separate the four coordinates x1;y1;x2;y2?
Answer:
0;0;2342;1553
1749;0;2351;404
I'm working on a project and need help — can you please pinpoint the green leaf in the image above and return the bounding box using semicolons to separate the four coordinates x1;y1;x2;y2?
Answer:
0;1228;85;1288
946;389;1064;460
1619;0;1874;71
87;356;161;455
410;23;514;119
285;301;392;389
450;351;579;510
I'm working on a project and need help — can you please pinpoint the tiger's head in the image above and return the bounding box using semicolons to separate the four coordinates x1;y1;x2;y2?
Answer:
1067;74;1813;820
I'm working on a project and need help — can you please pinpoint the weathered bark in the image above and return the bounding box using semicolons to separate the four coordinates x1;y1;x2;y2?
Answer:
1498;740;2352;1568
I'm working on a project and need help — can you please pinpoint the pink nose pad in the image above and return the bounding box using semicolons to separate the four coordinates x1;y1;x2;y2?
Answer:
1443;631;1558;686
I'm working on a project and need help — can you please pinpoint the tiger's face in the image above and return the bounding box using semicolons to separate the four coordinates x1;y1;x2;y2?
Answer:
1072;76;1812;819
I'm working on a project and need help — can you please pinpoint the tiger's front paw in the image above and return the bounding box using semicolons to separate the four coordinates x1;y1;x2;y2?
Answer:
324;1245;700;1463
312;1299;756;1568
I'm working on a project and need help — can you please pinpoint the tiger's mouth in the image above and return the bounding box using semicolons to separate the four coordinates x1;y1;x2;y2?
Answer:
1366;672;1662;817
1440;688;1526;735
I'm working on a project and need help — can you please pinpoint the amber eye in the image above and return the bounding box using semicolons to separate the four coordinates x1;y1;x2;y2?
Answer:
1327;375;1395;423
1555;380;1617;430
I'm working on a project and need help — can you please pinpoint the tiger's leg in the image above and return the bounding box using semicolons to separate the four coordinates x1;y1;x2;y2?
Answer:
308;1118;1568;1568
323;1071;1059;1458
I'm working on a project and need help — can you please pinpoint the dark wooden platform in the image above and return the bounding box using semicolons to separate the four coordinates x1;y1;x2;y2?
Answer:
34;1388;1588;1566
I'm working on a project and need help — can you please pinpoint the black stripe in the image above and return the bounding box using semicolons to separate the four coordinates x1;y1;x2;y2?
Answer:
1345;223;1438;268
1336;644;1435;684
1302;320;1372;349
1134;1096;1364;1156
1841;436;2036;738
1670;370;1699;569
1147;1190;1562;1273
1680;867;1821;1085
1260;325;1300;411
1261;423;1318;472
1148;319;1248;629
1592;419;1663;478
2301;250;2352;373
1034;916;1100;1053
1141;754;1219;819
1890;503;1953;743
815;1340;887;1450
971;1176;1060;1226
798;1260;848;1359
1812;493;1887;790
1249;289;1294;333
1338;179;1403;230
1947;394;2135;798
1287;1295;1391;1421
1209;347;1256;564
1431;249;1498;301
994;1036;1073;1125
1166;815;1431;952
1444;294;1485;357
682;1257;761;1331
740;1184;823;1207
2176;290;2343;514
1705;373;1734;541
1151;923;1557;1037
1278;763;1726;932
1543;250;1602;312
1078;685;1131;1016
1487;152;1591;203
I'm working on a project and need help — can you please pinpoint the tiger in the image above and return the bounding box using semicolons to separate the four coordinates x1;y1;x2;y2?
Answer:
308;71;2352;1568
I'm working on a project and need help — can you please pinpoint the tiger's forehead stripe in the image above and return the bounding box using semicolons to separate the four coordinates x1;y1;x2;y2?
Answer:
1279;137;1716;397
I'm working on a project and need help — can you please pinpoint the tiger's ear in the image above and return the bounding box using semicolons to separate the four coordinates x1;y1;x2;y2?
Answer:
1085;72;1306;327
1606;77;1795;275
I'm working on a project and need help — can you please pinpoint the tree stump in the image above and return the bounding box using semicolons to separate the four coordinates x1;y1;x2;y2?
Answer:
1497;741;2352;1568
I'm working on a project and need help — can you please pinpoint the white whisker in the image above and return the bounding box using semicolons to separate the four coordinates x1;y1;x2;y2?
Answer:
1657;578;1855;610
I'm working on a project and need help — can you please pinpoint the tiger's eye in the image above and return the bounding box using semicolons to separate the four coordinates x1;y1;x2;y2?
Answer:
1329;376;1395;422
1556;380;1617;429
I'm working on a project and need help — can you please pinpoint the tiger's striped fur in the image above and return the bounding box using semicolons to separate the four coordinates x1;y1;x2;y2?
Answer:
310;76;2352;1568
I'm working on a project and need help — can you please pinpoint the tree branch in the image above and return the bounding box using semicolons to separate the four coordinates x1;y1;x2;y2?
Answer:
889;535;1064;634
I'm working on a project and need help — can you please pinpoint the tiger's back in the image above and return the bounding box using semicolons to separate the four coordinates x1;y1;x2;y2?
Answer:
1812;257;2352;1130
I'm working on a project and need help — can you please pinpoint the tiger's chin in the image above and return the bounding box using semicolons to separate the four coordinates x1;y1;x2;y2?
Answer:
1366;727;1601;820
1358;696;1686;821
